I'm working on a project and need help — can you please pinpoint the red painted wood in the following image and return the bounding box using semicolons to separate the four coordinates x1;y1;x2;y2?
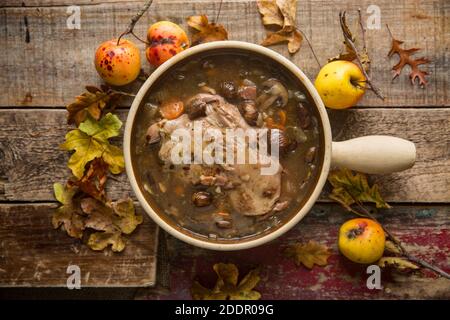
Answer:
141;204;450;300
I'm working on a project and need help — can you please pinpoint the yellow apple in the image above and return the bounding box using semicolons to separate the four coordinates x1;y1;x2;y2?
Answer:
314;60;366;109
338;218;385;264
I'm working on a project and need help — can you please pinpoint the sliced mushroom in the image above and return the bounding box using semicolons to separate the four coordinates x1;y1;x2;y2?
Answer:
256;79;289;110
146;123;161;145
213;212;233;229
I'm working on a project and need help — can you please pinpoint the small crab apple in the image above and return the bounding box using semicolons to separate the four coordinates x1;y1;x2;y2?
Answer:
94;38;141;86
146;21;190;67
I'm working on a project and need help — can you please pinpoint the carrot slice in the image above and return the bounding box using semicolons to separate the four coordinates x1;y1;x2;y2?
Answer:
266;110;287;129
160;100;185;120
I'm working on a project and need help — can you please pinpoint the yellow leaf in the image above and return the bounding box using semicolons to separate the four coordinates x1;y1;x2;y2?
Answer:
187;15;228;45
261;28;302;54
328;168;391;211
191;263;261;300
284;240;331;269
378;257;419;270
60;113;124;179
384;240;402;254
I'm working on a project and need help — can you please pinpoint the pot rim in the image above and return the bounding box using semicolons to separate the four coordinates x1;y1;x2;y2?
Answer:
124;40;332;250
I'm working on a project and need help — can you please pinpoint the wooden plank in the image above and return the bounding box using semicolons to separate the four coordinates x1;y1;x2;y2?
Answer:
0;0;448;107
138;203;450;300
0;108;448;202
0;202;159;287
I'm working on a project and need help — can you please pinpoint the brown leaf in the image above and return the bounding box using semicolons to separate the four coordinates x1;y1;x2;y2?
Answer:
67;85;122;126
284;240;331;269
69;158;108;201
187;15;228;45
328;168;391;211
378;257;419;270
87;232;126;252
261;28;302;54
52;183;85;238
80;197;143;252
329;11;370;73
276;0;297;31
387;32;430;87
192;263;261;300
257;0;284;27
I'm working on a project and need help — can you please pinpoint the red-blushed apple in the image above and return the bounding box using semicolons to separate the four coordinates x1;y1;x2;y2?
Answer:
338;218;386;264
146;21;190;67
315;60;366;109
94;39;141;86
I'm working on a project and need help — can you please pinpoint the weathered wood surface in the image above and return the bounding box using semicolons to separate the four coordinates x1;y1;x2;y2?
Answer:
0;108;448;203
1;0;448;107
137;204;450;300
0;202;158;287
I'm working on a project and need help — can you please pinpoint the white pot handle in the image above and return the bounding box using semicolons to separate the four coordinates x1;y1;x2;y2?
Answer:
331;135;416;174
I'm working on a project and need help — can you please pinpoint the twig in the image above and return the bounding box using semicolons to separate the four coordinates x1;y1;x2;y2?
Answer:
357;9;367;54
347;195;450;279
117;0;154;45
339;11;385;100
297;28;321;69
215;0;224;24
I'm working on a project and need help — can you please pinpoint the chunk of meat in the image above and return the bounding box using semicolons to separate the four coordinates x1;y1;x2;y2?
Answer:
147;93;282;216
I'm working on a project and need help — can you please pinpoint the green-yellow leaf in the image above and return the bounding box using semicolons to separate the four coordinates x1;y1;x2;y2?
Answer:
378;257;419;270
284;240;331;269
191;263;261;300
328;168;391;211
60;113;124;179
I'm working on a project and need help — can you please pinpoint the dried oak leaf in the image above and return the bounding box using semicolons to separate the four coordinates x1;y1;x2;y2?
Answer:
81;197;143;252
388;33;430;86
261;28;302;54
284;240;331;269
192;263;261;300
67;85;122;126
60;113;124;179
69;158;108;201
187;15;228;45
328;168;391;211
52;183;85;239
378;257;419;270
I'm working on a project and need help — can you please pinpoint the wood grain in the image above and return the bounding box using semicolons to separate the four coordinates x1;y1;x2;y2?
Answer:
0;202;158;287
0;0;448;107
0;108;448;203
139;203;450;300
